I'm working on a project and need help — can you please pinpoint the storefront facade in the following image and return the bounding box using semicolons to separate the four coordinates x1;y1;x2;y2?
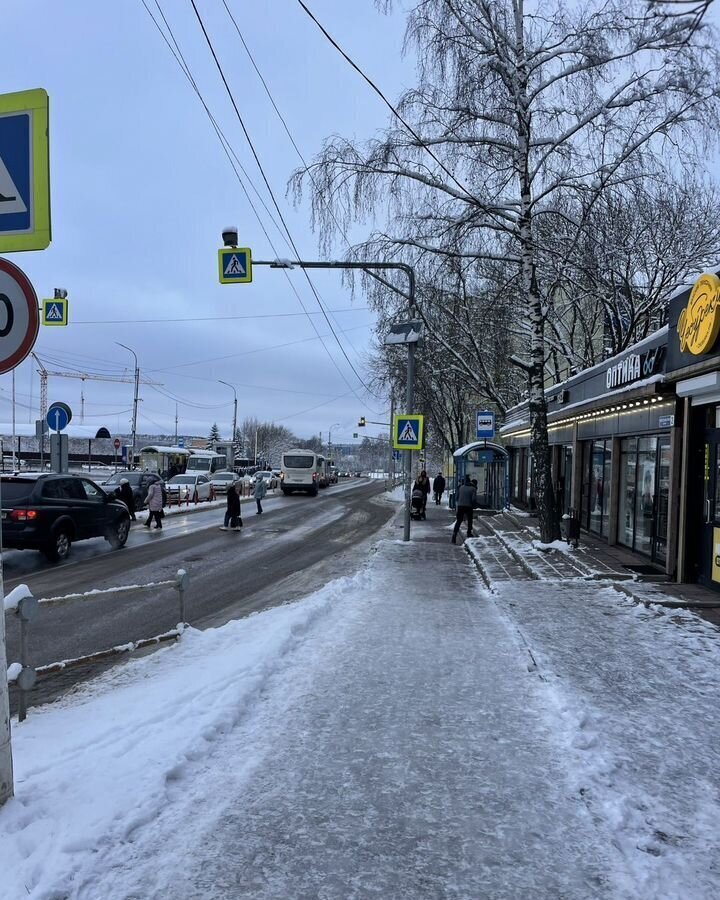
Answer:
502;328;678;574
666;270;720;589
502;268;720;587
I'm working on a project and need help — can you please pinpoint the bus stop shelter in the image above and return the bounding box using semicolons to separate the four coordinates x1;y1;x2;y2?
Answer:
451;441;509;511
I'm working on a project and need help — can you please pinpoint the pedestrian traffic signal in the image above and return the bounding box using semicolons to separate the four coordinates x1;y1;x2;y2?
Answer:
358;417;366;427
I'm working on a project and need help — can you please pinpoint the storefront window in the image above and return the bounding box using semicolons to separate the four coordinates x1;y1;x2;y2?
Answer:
588;440;609;535
601;442;613;538
654;439;670;566
634;436;658;556
618;438;637;549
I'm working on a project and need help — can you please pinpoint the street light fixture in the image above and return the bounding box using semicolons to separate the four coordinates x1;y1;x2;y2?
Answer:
218;380;237;453
115;342;139;469
328;423;341;461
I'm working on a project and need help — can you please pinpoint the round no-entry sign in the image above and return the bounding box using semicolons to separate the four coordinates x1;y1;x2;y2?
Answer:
0;258;40;375
114;438;121;450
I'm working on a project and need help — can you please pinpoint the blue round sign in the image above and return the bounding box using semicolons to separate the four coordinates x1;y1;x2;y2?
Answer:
47;401;72;432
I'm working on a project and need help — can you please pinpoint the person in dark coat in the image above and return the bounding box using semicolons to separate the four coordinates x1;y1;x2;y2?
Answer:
416;469;431;516
452;476;477;544
432;472;446;505
118;478;136;521
220;483;242;531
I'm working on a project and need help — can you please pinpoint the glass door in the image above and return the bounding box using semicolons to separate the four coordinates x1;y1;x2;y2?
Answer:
700;431;720;589
653;438;671;566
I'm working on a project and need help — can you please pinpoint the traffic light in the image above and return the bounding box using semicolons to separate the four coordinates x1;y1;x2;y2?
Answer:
358;417;366;427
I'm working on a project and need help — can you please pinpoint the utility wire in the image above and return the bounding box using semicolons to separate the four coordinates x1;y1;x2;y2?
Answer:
295;0;480;207
143;0;374;400
148;322;372;372
73;306;367;324
188;0;373;399
220;0;373;358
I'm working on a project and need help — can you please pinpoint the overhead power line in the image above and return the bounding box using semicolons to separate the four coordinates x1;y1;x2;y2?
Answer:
142;0;374;399
73;305;367;324
188;0;372;398
295;0;479;206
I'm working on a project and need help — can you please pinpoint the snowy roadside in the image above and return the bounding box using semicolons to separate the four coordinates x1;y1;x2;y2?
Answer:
0;577;354;899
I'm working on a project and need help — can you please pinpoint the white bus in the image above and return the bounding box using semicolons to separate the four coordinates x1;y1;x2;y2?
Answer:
281;449;326;496
139;445;191;476
186;450;227;475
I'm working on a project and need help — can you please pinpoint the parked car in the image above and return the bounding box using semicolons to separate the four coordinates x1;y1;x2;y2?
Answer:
165;473;212;503
254;470;278;489
210;471;242;494
0;473;131;562
102;471;164;509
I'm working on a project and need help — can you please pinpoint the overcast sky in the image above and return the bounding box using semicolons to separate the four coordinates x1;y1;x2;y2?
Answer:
1;0;412;445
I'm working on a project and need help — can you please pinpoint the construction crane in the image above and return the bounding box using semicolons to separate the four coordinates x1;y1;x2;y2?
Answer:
31;353;161;423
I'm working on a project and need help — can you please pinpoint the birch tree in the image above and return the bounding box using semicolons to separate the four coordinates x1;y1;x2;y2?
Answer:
294;0;720;540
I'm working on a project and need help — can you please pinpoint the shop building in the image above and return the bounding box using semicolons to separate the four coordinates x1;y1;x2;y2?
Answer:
501;327;678;574
665;271;720;588
502;269;720;589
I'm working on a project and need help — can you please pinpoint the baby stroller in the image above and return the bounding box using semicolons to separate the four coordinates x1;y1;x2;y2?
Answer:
411;487;426;521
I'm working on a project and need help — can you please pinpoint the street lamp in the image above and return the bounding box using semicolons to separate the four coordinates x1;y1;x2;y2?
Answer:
115;342;139;469
218;380;237;452
328;423;341;461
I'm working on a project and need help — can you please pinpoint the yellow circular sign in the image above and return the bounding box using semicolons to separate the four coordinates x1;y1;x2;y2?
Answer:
678;272;720;355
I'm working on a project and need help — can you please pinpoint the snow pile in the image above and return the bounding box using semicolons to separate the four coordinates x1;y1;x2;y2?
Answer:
532;539;575;553
3;583;33;612
6;662;22;683
0;576;355;899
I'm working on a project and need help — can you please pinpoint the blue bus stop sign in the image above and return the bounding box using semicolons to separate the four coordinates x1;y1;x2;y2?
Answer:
47;401;72;432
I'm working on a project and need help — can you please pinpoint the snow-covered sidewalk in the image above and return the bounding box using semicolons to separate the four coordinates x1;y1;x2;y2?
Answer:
2;512;720;898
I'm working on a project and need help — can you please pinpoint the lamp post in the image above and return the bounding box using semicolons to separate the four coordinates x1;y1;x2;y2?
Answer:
115;342;139;469
328;423;340;461
218;380;237;452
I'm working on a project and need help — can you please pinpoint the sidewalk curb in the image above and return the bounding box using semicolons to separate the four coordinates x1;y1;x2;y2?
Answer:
480;519;540;581
462;542;494;591
611;581;720;609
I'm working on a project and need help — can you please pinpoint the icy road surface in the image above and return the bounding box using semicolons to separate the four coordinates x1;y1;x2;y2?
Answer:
1;519;719;898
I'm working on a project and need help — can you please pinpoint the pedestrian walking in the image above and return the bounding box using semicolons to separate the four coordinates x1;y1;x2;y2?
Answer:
253;475;267;514
432;471;446;506
416;469;431;517
144;479;164;530
452;476;477;544
220;482;242;531
118;478;136;521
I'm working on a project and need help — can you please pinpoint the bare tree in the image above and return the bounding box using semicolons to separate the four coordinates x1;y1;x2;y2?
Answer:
294;0;720;539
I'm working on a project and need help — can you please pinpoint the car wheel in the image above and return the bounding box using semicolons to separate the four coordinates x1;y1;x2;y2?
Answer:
44;528;72;562
281;487;289;495
106;515;130;549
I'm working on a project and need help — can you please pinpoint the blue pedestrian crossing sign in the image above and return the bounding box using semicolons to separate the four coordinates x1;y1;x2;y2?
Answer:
476;410;496;439
218;247;252;283
0;89;51;253
393;414;425;450
42;297;68;326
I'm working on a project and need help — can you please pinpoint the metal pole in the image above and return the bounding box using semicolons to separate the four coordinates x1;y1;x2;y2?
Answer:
403;342;416;541
250;258;417;537
116;343;139;471
18;620;29;723
0;480;14;806
219;381;237;449
387;395;395;490
11;369;16;472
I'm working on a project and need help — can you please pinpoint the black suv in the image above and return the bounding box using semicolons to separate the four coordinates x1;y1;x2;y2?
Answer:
1;473;132;562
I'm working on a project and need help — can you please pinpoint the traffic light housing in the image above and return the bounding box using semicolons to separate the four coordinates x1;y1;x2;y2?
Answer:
358;417;366;427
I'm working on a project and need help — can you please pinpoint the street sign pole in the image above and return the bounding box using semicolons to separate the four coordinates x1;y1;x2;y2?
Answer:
404;341;416;542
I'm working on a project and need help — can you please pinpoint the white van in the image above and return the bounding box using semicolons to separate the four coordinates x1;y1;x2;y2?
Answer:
281;450;324;496
186;450;227;475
